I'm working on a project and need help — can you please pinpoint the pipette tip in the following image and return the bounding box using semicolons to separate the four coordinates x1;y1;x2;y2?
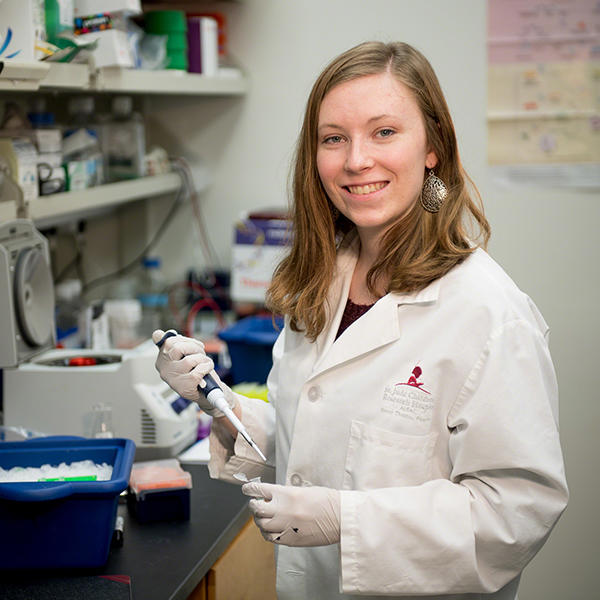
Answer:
251;441;267;462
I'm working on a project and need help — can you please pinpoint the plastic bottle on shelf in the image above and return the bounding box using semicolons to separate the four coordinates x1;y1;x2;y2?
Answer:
102;96;146;182
136;257;169;339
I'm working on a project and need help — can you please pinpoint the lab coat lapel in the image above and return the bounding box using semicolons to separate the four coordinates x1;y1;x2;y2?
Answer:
313;241;356;364
311;277;441;380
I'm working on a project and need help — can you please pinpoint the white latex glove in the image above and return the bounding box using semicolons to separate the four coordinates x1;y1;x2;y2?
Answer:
242;482;340;547
152;329;236;417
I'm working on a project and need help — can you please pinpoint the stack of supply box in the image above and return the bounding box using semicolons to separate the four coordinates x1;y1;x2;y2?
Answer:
73;0;142;69
0;0;143;67
0;99;63;203
127;458;192;523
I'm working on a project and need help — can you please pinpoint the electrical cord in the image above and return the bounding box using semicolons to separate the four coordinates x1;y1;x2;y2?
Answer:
185;297;226;337
166;279;227;335
170;156;221;272
81;166;186;296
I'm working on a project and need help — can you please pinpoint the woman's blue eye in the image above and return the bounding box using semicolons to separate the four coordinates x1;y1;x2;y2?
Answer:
378;128;395;138
323;135;343;144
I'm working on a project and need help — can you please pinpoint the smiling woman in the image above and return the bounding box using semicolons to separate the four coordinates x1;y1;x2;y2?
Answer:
316;73;437;271
268;42;491;339
154;41;568;600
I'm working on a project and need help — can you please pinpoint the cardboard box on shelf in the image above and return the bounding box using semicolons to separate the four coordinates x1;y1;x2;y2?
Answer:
231;213;290;305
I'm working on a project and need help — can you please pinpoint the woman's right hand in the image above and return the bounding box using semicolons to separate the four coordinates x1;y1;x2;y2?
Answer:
152;329;233;416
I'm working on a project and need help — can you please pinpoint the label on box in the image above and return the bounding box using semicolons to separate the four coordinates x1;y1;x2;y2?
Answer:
231;218;290;303
65;156;103;190
74;13;113;35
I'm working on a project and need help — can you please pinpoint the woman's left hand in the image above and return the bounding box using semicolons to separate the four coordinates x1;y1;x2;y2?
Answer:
242;482;340;547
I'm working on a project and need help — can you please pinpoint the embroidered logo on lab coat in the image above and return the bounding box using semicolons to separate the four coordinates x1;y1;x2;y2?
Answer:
396;366;429;394
381;366;434;423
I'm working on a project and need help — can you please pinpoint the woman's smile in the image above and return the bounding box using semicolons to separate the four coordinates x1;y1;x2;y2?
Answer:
344;181;389;196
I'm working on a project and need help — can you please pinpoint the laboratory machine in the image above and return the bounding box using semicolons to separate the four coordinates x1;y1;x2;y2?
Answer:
0;219;199;459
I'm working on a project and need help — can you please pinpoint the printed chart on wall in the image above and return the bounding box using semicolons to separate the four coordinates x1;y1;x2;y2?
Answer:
487;0;600;189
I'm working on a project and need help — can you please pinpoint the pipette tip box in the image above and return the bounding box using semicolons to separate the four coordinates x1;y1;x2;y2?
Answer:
0;436;136;569
127;458;192;523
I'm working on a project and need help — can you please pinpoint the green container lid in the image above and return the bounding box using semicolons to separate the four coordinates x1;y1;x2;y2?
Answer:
167;51;188;71
166;33;187;51
145;10;186;33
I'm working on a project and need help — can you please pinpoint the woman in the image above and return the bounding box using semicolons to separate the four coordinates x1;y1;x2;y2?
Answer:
154;41;568;599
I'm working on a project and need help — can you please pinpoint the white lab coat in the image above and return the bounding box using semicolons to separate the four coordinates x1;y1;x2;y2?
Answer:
209;235;568;599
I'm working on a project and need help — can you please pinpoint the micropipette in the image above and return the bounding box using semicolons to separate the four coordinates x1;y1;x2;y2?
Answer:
156;331;267;462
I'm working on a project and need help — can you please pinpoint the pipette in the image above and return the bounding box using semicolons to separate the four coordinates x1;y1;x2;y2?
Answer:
156;331;267;462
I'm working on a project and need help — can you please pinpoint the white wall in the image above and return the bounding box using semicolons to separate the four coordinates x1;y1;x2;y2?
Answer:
141;1;597;597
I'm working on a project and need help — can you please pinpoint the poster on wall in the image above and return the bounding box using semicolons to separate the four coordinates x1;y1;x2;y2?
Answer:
487;0;600;189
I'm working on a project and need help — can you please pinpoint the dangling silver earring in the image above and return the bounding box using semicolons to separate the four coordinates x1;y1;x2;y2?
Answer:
420;169;448;213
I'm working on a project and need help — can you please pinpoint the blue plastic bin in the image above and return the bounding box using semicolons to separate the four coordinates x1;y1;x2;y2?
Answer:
218;315;283;384
0;436;135;569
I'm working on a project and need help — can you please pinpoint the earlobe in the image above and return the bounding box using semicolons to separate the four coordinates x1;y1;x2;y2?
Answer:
425;151;438;170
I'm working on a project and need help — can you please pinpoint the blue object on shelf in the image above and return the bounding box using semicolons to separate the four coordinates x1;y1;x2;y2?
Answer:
0;436;136;569
218;315;283;384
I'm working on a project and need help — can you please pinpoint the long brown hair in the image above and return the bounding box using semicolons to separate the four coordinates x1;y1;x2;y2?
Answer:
267;41;490;341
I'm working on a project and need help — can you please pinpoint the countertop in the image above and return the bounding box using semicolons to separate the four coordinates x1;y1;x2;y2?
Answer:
0;464;250;600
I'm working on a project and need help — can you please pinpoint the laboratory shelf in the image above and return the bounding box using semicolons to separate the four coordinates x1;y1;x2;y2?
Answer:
92;67;247;95
0;61;89;91
0;173;182;227
0;61;247;95
0;61;50;91
40;62;91;90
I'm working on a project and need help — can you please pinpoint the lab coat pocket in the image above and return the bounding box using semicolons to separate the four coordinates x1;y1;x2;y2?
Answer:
342;420;437;490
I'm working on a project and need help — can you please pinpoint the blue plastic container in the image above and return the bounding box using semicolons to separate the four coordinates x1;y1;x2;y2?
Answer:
218;315;283;384
0;436;135;569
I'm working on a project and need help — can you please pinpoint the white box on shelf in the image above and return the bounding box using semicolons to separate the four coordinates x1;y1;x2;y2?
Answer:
77;29;134;69
187;16;218;76
0;0;43;63
74;0;142;16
